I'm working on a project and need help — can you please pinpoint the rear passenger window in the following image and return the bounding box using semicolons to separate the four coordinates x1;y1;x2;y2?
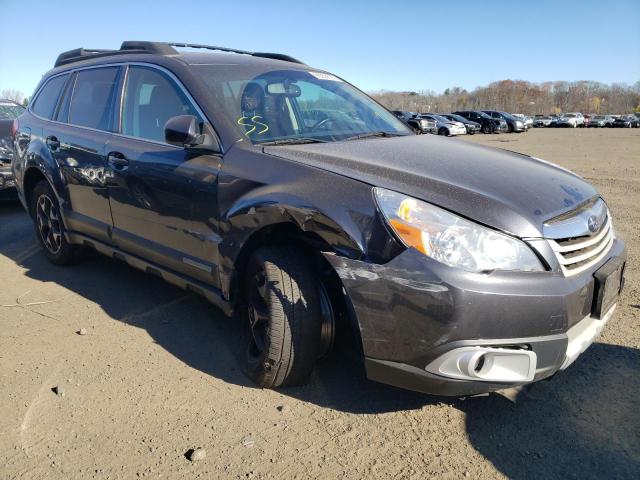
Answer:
122;66;201;143
69;67;120;130
31;74;69;119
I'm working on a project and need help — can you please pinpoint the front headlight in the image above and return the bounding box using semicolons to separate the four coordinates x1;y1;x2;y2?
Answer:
374;188;544;273
516;121;523;126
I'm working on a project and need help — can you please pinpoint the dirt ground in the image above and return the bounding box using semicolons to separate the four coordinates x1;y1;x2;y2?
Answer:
1;128;638;479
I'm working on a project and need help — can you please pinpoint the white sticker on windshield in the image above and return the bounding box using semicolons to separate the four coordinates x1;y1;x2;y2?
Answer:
308;71;341;81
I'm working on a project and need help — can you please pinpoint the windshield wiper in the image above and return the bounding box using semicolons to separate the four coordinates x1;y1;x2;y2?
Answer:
344;131;405;141
260;137;328;146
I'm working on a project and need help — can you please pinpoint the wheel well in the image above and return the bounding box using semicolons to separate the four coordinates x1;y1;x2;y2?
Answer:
23;168;47;214
232;223;363;357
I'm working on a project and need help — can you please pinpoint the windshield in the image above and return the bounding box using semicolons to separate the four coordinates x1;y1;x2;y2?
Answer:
564;113;576;118
194;65;410;143
448;114;466;122
428;114;450;123
0;102;25;120
594;115;605;120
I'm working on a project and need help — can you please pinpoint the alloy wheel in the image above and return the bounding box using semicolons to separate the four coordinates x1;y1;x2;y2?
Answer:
247;267;269;356
36;194;62;254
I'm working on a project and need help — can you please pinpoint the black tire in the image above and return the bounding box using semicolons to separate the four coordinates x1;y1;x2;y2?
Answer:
243;246;322;388
438;127;448;136
507;123;514;133
30;180;83;265
481;124;492;134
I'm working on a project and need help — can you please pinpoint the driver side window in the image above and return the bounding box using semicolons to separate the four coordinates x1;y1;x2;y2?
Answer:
121;66;202;143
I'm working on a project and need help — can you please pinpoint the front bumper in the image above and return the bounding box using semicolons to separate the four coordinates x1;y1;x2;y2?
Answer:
449;127;467;135
324;238;626;396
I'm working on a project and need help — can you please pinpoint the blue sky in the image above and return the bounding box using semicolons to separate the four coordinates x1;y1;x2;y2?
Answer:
0;0;638;98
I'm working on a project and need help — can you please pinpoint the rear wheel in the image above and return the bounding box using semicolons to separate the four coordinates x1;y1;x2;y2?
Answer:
438;127;449;136
243;246;322;388
482;124;492;134
30;180;82;265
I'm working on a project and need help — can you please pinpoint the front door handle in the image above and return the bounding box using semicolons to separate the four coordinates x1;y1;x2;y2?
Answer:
108;152;129;171
46;136;60;151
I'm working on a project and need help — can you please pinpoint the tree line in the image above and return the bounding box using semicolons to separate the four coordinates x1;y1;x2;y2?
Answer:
371;80;640;115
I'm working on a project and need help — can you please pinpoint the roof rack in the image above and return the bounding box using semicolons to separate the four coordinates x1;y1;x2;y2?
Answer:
54;41;305;68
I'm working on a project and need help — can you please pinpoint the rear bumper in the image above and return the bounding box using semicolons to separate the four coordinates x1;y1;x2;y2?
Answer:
324;238;626;396
0;166;17;194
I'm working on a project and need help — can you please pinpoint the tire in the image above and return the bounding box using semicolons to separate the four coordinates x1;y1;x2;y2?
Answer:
243;246;322;388
30;180;83;265
438;128;449;136
481;124;492;134
507;123;514;133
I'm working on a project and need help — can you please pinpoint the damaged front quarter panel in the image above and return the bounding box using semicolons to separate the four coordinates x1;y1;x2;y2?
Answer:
322;250;454;365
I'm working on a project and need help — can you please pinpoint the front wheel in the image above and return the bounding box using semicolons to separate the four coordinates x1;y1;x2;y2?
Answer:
438;128;449;136
30;180;83;265
482;124;492;134
243;246;323;388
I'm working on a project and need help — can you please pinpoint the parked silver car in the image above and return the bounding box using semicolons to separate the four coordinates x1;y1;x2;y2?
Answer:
533;115;553;127
588;115;615;127
513;114;533;129
557;113;585;128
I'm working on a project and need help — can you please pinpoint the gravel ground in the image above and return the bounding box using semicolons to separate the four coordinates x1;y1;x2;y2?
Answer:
1;128;638;479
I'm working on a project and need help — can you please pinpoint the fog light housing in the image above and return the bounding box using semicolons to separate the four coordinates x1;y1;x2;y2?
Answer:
426;346;537;383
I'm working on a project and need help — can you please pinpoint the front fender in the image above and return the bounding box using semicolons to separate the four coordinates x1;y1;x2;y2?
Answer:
223;188;364;256
215;145;403;301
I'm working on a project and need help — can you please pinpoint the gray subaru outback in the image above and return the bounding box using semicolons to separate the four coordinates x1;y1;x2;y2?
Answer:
12;42;626;396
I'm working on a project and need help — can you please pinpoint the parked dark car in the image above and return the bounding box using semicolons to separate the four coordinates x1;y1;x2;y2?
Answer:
612;115;640;128
482;110;527;132
0;99;25;199
13;41;626;397
453;110;507;134
392;110;437;134
440;113;480;134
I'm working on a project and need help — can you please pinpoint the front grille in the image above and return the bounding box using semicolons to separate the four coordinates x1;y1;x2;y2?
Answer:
547;211;614;276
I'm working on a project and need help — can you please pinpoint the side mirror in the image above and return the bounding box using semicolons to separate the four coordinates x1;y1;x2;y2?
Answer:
164;115;202;147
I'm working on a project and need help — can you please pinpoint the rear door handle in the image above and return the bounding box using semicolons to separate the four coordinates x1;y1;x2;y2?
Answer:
46;136;60;150
108;152;129;171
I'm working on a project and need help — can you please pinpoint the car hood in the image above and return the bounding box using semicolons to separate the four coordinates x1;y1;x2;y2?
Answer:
263;135;597;238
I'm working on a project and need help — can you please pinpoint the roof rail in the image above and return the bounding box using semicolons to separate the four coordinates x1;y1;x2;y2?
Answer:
54;41;304;68
166;43;305;64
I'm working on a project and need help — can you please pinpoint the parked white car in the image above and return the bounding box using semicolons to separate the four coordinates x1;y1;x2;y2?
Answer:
420;114;467;136
557;112;585;128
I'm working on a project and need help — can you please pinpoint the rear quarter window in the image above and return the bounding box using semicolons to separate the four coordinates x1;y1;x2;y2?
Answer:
31;74;69;119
